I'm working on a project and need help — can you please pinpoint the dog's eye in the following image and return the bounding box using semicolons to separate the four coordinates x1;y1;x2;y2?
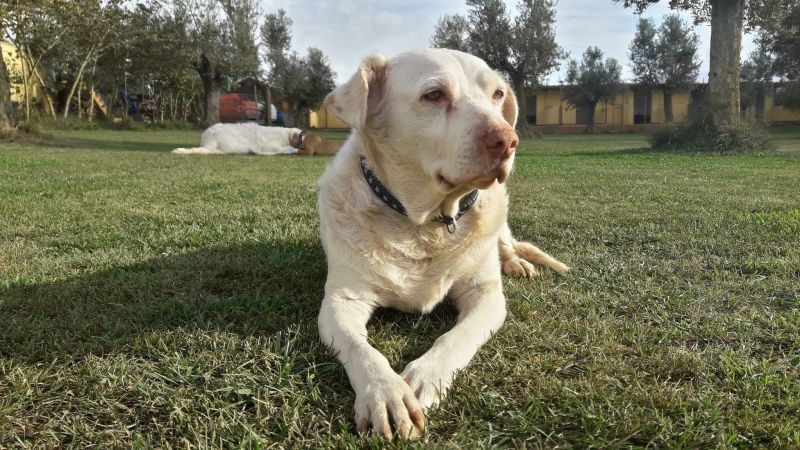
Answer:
422;90;444;102
493;89;504;100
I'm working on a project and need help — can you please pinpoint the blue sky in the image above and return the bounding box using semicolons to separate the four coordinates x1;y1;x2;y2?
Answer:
262;0;756;85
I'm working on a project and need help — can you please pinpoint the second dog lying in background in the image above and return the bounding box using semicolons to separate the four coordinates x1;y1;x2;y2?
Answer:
171;122;341;156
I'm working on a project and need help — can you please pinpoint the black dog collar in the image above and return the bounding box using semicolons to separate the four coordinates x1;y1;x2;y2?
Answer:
359;156;478;233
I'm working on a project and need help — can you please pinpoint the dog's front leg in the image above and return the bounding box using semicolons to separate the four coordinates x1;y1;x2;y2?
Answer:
318;288;425;440
401;270;507;410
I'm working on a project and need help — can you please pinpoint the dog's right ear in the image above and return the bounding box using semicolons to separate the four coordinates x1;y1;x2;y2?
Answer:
324;53;388;129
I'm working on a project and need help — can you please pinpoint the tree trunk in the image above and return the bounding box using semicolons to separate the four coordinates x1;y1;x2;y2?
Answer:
708;0;745;127
77;81;83;119
20;54;31;121
756;87;766;121
197;54;221;124
663;88;673;123
89;84;95;121
27;63;57;119
266;88;272;124
0;43;14;130
62;50;95;119
586;101;597;133
513;77;528;130
202;76;221;124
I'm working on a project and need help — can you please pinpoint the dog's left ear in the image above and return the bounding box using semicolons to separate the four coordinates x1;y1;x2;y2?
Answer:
502;83;519;128
324;53;388;129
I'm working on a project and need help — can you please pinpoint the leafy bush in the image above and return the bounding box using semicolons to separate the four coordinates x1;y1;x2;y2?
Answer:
650;104;774;154
516;124;543;139
712;119;774;153
0;122;50;143
35;118;101;131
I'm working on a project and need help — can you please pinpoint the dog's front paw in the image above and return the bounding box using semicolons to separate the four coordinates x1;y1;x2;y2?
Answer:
354;373;425;440
401;359;456;410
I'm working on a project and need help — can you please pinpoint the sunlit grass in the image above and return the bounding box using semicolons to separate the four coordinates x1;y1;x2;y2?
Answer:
1;127;798;448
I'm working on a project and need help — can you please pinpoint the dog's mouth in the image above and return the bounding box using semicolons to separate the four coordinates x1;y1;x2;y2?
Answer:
436;158;512;191
436;171;456;189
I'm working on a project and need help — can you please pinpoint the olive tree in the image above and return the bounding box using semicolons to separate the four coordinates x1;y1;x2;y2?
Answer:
616;0;789;127
261;9;336;128
564;46;623;131
629;14;701;122
462;0;564;129
174;0;260;123
431;14;470;52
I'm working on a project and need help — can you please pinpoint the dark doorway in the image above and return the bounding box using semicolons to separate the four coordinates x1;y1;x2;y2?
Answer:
575;104;593;125
688;86;706;116
633;89;652;124
526;95;537;125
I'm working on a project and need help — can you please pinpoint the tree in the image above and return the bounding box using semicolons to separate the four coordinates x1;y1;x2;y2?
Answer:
0;2;11;129
261;9;336;128
629;15;701;123
176;0;260;123
615;0;787;127
466;0;512;73
261;8;292;123
656;14;701;122
0;37;13;130
740;39;773;119
629;18;660;87
299;47;336;125
58;0;131;119
755;1;799;109
431;14;470;52
465;0;564;129
94;2;205;122
564;46;623;131
1;0;67;119
629;18;659;124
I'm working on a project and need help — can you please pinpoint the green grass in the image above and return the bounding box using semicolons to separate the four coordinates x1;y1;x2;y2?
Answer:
1;127;799;448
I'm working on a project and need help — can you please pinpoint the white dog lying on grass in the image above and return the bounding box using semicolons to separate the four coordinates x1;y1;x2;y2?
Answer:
172;123;312;155
317;48;568;441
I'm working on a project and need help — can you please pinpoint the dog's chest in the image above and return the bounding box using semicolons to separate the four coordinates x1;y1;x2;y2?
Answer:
359;218;495;313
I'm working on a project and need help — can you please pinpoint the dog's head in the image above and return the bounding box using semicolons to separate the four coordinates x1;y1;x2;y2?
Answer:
302;133;323;153
325;48;519;192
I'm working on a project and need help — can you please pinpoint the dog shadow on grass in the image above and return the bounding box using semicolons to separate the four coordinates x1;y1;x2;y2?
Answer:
0;241;457;413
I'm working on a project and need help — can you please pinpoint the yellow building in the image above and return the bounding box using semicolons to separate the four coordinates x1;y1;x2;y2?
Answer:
309;103;348;129
1;40;43;106
310;83;800;130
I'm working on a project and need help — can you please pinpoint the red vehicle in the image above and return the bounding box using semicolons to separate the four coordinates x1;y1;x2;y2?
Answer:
219;93;259;122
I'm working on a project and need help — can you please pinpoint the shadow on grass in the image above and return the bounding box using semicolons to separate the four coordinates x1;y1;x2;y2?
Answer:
566;147;664;158
0;241;458;365
0;243;322;359
49;135;190;152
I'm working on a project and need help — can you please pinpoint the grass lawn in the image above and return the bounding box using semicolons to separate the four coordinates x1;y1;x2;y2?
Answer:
1;127;799;448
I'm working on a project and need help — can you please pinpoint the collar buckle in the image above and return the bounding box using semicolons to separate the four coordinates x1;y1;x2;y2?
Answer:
431;215;457;233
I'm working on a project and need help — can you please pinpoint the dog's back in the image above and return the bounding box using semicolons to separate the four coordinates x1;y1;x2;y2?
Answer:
171;123;298;155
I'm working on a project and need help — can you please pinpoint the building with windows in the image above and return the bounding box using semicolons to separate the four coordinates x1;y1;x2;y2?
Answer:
310;83;800;130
